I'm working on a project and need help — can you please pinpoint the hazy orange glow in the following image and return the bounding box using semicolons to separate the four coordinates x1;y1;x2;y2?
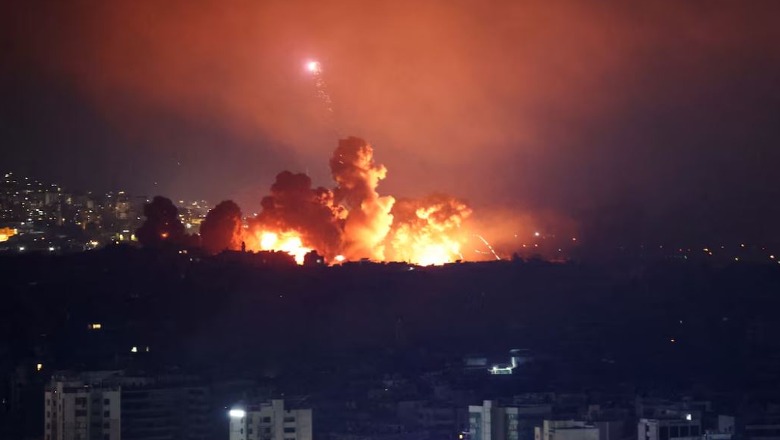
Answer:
7;0;778;247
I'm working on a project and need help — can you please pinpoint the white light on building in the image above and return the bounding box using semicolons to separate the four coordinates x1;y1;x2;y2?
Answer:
229;408;246;418
229;399;312;440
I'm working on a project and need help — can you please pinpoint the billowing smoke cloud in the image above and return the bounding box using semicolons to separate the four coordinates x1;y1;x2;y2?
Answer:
245;137;473;265
330;137;394;260
250;171;343;258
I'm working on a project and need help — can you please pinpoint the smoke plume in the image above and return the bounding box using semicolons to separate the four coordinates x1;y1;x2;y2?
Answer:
244;136;473;265
330;137;395;260
249;171;343;258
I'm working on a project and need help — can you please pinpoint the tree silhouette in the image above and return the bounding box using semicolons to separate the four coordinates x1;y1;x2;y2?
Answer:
200;200;244;254
303;250;325;266
136;196;186;248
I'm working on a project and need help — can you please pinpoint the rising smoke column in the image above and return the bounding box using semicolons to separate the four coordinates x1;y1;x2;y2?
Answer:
249;171;344;258
329;137;395;260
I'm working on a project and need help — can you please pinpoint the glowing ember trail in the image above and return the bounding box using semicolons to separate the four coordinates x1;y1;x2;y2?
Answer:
305;59;333;114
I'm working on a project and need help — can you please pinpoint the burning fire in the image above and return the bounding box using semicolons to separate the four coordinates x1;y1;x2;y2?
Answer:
385;197;471;265
255;230;311;265
0;227;17;243
236;137;487;266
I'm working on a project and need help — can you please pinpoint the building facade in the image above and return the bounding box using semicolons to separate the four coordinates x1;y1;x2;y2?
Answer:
45;371;211;440
229;399;313;440
535;420;600;440
638;416;702;440
44;373;121;440
469;400;521;440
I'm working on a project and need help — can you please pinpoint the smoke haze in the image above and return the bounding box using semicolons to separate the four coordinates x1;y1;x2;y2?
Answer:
3;0;780;244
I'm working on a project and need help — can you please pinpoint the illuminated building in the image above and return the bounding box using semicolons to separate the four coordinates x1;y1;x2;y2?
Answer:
229;399;312;440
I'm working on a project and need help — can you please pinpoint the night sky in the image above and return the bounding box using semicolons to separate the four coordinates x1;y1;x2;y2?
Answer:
2;0;779;244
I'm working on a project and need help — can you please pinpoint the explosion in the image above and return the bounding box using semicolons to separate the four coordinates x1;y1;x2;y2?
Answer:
242;137;474;266
255;230;311;265
385;195;472;266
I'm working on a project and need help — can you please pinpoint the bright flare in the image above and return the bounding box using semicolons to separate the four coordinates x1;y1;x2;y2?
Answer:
306;60;321;74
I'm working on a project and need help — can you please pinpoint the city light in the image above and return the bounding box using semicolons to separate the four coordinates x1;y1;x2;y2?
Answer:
229;408;246;418
36;363;43;371
0;227;17;242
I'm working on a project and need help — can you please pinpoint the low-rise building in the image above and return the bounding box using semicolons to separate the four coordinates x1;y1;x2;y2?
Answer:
535;420;600;440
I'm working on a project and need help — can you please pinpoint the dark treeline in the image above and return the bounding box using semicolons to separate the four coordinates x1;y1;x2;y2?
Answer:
2;246;780;393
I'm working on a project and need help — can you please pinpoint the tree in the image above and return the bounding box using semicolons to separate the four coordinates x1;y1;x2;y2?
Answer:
136;196;186;248
200;200;244;254
303;250;324;266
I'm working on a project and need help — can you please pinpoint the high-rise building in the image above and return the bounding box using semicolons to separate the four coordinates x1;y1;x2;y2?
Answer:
44;371;211;440
44;373;121;440
229;399;313;440
469;400;521;440
120;375;211;440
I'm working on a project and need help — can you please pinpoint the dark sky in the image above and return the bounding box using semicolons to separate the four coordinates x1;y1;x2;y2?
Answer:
2;0;779;244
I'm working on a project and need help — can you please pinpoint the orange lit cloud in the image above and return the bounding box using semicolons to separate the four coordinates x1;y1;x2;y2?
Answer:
5;0;779;244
